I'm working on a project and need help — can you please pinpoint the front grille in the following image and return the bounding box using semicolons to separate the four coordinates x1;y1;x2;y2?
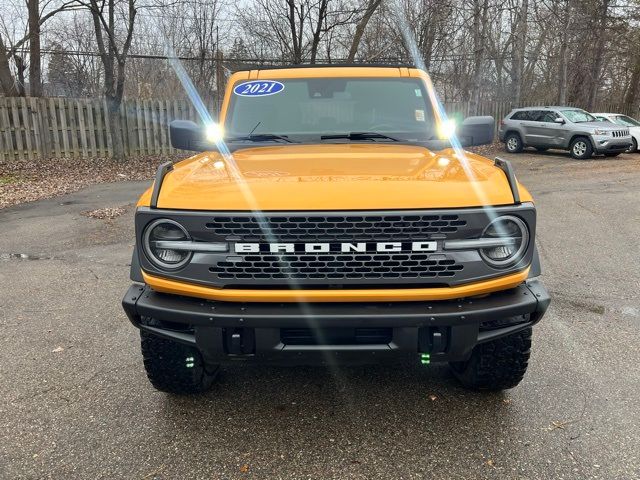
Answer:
136;205;538;289
611;130;629;138
206;214;467;242
281;327;393;345
210;253;464;281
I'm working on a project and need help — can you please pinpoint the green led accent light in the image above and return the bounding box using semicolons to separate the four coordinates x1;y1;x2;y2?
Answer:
420;353;431;365
185;356;195;368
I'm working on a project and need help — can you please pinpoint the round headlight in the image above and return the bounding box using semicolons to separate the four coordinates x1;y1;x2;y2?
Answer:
143;219;192;270
480;215;529;268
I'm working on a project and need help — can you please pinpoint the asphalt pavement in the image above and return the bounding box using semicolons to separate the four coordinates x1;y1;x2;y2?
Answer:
1;149;639;479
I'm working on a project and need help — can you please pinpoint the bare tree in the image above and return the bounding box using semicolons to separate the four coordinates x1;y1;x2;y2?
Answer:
586;0;611;110
27;0;42;96
0;0;76;96
0;35;20;96
76;0;137;159
511;0;529;105
469;0;489;114
346;0;380;61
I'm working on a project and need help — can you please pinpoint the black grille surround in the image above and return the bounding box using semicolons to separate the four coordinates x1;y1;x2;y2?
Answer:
135;205;537;289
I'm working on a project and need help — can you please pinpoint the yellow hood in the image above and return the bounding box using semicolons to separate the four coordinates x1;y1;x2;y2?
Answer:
139;144;531;210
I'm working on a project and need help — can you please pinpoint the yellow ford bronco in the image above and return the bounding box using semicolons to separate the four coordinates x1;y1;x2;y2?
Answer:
122;65;550;394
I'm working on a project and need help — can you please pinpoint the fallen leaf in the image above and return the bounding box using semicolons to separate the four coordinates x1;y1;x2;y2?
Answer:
428;395;438;401
548;420;574;431
486;459;495;467
52;346;64;353
239;464;249;473
81;206;127;220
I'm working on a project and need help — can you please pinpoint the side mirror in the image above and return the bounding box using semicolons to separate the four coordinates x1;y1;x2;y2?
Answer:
554;117;565;124
457;116;494;147
170;120;209;151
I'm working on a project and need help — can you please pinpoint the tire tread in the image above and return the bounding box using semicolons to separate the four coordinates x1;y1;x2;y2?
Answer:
451;328;532;391
140;329;217;395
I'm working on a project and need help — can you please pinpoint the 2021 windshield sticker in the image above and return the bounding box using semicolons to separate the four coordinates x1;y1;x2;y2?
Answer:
233;80;284;97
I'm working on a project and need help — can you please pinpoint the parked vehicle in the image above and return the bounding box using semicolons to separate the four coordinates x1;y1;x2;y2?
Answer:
592;113;640;153
122;65;550;394
498;106;632;159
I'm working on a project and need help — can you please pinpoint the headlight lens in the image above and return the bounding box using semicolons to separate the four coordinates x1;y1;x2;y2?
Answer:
480;215;529;268
143;219;191;270
593;129;609;136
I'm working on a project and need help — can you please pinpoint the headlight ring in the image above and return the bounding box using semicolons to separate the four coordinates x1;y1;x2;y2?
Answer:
479;215;529;268
142;218;192;270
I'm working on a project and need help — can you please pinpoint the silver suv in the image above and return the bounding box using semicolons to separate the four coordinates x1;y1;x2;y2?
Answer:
498;107;632;159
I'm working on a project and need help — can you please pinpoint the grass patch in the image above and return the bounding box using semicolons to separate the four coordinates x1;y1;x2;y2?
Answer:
0;174;21;185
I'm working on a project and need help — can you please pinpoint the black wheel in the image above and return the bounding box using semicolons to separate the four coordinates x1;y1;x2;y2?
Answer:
627;138;638;153
450;327;532;391
504;133;523;153
535;147;548;152
140;325;219;394
604;152;621;157
569;137;593;159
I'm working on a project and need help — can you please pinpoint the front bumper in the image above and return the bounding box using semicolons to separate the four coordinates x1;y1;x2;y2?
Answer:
590;135;632;153
122;279;550;365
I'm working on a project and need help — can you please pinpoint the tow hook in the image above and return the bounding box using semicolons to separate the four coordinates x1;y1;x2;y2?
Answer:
223;327;255;356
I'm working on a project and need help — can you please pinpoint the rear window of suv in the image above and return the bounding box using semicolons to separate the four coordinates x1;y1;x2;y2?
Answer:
511;111;531;120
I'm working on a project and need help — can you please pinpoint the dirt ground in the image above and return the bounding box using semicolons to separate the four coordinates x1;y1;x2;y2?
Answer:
0;147;639;479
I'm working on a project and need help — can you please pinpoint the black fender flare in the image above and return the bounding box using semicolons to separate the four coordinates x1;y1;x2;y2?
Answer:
528;244;542;278
130;244;144;283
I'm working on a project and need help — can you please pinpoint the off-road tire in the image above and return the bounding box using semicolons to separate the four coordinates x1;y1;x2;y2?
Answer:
141;328;219;394
569;137;593;159
504;133;524;153
450;327;532;391
626;138;637;153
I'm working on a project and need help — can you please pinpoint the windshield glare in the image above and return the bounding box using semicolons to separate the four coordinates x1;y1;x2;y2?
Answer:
613;115;640;127
561;109;596;123
225;78;436;141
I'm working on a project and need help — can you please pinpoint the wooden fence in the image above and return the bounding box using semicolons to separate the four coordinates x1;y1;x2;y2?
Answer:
0;97;216;161
0;96;637;161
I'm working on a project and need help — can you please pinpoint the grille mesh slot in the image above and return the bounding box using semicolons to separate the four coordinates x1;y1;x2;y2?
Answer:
206;214;466;242
209;253;464;281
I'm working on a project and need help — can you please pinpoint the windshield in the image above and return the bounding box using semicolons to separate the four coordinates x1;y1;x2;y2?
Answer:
612;115;640;127
225;78;436;142
561;109;596;123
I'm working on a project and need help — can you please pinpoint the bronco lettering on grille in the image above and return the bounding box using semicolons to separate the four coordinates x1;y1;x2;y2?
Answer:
234;242;438;254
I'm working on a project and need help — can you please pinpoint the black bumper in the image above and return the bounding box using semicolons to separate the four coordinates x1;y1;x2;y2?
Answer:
122;280;550;365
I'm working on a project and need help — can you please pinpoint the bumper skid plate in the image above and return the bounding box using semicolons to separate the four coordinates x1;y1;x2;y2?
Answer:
122;280;550;365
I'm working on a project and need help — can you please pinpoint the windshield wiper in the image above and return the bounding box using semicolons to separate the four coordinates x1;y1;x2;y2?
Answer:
226;133;296;143
320;132;400;142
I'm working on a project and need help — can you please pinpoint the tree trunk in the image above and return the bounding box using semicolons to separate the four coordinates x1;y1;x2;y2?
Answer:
469;0;489;115
586;0;610;110
347;0;382;62
106;100;125;160
310;0;328;64
0;35;18;96
15;55;27;96
623;52;640;111
512;0;529;106
556;0;570;104
286;0;303;64
28;0;42;96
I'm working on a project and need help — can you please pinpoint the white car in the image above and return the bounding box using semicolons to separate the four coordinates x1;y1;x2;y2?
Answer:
592;113;640;153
